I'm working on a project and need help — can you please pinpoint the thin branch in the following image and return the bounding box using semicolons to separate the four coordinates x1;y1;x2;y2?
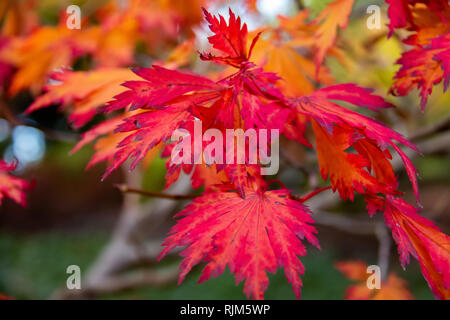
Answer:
375;221;391;281
301;186;332;202
280;148;319;189
290;186;332;203
408;115;450;142
54;266;179;299
391;130;450;173
52;174;192;299
313;210;375;235
115;184;197;200
268;179;288;189
0;96;79;142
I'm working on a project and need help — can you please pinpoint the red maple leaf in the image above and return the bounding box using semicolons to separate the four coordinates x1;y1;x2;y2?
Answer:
386;0;450;110
99;9;290;186
386;0;449;36
386;0;413;37
0;292;13;300
158;186;319;300
60;7;449;300
381;196;450;299
390;32;450;111
103;66;222;113
99;66;223;178
200;7;260;68
0;160;32;207
291;84;420;203
71;115;128;169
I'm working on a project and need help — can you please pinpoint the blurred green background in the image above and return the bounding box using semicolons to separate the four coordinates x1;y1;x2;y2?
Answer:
0;232;435;299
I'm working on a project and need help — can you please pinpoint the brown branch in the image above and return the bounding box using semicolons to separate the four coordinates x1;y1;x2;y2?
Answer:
375;221;391;281
313;210;375;235
115;184;197;200
51;175;193;299
408;115;450;142
54;266;179;300
280;148;319;189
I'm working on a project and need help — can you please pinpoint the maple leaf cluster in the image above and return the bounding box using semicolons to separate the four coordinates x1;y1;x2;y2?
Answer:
58;7;446;300
0;1;448;300
0;0;204;96
386;0;450;110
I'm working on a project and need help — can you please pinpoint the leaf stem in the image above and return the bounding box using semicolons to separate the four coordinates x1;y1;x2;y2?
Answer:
268;179;288;190
291;186;332;202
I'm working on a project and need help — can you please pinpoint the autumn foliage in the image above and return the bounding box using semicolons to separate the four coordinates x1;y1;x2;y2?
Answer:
336;261;414;300
387;0;450;110
0;0;449;300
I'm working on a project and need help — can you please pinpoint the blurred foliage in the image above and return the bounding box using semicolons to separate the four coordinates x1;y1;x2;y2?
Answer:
0;232;433;299
0;0;448;301
0;232;107;299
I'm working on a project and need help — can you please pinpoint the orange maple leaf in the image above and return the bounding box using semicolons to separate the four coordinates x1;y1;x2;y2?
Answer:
336;260;414;300
313;0;354;72
27;68;141;128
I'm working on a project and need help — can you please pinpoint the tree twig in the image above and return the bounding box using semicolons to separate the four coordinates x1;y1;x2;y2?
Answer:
408;115;450;142
0;96;79;142
51;174;192;299
313;210;375;235
115;184;197;200
375;221;391;281
54;266;179;299
290;186;332;203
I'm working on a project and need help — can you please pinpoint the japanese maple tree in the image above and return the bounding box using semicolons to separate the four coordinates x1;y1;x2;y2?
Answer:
0;0;449;300
71;6;448;300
